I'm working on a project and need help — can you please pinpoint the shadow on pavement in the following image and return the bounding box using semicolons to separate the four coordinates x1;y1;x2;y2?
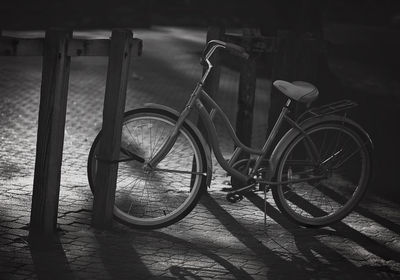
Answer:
29;237;77;280
148;231;254;280
354;205;400;235
244;193;400;277
94;230;154;279
94;226;254;279
201;193;393;279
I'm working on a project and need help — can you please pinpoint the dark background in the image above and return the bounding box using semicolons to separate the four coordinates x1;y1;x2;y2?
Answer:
1;0;400;203
1;0;400;29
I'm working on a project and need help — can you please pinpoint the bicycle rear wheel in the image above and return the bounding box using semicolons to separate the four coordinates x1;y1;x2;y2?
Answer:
88;108;207;229
272;123;371;227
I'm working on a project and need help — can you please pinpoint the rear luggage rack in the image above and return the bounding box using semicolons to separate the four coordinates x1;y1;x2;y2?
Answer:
297;99;358;121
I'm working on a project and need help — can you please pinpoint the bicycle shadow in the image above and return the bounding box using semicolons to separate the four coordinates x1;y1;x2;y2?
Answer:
84;203;366;280
293;178;400;236
200;193;397;279
146;230;254;280
244;193;400;274
93;224;255;279
144;227;369;280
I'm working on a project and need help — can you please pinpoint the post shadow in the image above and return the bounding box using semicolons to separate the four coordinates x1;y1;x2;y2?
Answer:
200;194;384;279
94;230;153;279
93;227;252;279
253;186;400;263
144;230;254;280
353;205;400;236
244;192;400;272
29;235;76;280
299;178;400;235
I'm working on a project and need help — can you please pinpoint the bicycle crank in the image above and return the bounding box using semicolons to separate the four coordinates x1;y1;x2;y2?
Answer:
226;183;257;203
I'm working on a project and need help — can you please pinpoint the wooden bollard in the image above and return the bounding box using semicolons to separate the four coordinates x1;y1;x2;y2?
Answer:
235;29;258;158
236;55;256;152
92;29;134;229
29;29;72;239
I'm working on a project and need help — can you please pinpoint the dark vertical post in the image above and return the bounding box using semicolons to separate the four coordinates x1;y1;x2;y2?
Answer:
92;29;133;229
236;56;256;153
268;30;293;133
268;30;320;132
29;29;72;239
268;0;323;132
202;25;225;100
235;29;257;157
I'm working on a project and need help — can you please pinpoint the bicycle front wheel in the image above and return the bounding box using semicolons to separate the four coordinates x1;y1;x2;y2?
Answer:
88;108;207;229
272;123;371;227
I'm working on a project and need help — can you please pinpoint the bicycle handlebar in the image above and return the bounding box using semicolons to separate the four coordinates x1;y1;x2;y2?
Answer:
204;40;249;61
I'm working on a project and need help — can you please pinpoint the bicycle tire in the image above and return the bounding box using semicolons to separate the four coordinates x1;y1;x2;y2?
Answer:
272;123;371;227
87;108;207;229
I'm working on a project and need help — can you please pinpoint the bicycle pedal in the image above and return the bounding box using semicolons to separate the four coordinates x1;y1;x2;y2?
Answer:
226;193;244;203
221;187;234;192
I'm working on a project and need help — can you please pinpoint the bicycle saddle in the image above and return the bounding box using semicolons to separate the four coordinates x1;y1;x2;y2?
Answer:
273;80;319;104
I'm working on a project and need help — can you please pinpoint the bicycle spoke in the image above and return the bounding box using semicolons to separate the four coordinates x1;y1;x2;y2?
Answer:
321;149;343;165
274;123;370;226
124;123;141;149
150;125;168;157
332;144;364;169
89;110;206;229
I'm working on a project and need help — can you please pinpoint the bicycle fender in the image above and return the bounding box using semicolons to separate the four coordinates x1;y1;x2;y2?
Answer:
142;103;213;188
300;115;373;151
269;115;373;179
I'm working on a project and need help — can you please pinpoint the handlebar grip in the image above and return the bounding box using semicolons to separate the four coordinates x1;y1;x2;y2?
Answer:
225;42;250;59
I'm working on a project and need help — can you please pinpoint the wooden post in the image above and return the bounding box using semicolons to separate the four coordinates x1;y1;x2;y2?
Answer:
202;25;225;100
92;29;134;229
268;30;320;132
29;29;72;239
235;29;258;157
236;57;256;152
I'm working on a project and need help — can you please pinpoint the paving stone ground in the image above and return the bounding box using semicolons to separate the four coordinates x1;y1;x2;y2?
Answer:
0;27;399;279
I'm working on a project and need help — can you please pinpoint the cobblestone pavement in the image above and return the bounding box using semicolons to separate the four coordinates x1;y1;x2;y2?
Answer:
1;27;400;279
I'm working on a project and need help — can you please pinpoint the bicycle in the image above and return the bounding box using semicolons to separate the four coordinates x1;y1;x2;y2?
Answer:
87;40;373;229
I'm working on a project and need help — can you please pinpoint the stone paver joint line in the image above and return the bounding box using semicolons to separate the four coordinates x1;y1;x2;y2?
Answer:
0;27;399;280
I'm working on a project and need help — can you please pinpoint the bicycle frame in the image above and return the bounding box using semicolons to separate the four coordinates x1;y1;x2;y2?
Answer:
87;39;374;230
146;80;325;186
146;40;324;186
